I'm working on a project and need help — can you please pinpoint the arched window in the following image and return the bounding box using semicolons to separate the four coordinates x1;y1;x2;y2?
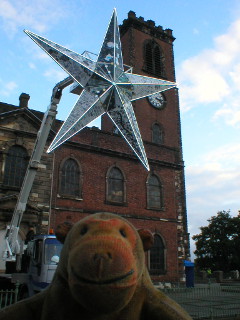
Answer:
147;174;163;210
60;158;80;197
144;41;165;77
149;234;166;275
3;145;28;187
106;167;125;204
152;123;163;145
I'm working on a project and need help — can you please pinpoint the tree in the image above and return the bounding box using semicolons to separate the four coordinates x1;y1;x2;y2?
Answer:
192;210;240;272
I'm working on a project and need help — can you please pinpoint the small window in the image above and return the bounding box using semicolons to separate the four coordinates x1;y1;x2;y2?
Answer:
3;145;28;187
44;238;63;265
33;239;43;265
152;123;163;145
106;167;125;204
33;239;43;276
147;174;163;210
149;234;166;275
144;41;165;77
60;158;80;197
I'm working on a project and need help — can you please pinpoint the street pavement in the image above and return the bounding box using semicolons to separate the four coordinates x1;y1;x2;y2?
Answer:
163;283;240;319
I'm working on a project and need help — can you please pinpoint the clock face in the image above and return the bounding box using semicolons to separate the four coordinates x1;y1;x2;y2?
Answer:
147;92;166;109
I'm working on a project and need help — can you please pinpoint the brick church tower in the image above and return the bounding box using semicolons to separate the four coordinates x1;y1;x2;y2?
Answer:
99;11;190;281
49;11;190;283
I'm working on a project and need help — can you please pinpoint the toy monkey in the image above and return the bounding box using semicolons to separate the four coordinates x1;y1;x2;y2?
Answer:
0;212;192;320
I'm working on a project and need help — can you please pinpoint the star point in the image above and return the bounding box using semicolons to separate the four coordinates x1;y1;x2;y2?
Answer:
25;9;176;170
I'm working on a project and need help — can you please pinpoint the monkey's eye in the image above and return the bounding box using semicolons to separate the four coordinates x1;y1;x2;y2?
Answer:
119;229;127;238
80;225;88;235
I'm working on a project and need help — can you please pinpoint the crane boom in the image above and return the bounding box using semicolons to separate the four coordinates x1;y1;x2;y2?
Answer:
3;76;73;261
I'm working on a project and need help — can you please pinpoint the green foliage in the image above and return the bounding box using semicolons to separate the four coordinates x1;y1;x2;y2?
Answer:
192;210;240;272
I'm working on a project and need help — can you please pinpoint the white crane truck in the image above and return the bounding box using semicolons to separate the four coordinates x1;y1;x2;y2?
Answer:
1;76;74;298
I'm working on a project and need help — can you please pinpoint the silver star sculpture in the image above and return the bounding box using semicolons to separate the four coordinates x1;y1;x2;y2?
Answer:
25;9;176;171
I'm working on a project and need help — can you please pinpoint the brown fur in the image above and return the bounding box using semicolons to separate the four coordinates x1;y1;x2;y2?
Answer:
0;212;192;320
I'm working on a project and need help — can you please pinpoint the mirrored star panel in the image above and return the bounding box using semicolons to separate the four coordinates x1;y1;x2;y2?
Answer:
108;88;148;169
24;30;98;88
120;73;176;101
48;88;112;152
25;8;176;170
96;8;124;82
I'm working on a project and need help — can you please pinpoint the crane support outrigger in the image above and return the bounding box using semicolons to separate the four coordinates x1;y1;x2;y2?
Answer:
3;76;73;262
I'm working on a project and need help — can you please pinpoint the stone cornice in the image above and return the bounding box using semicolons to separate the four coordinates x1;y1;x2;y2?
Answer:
62;140;184;170
120;11;175;44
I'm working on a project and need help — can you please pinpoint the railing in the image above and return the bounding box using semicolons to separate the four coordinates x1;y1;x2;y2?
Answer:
1;282;240;318
0;282;19;309
162;285;240;319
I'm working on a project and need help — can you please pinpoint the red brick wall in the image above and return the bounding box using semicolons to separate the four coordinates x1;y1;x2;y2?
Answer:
49;132;185;282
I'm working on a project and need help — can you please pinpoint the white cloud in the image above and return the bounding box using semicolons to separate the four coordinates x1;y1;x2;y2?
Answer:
203;143;240;165
186;142;240;244
186;143;240;194
43;68;67;82
180;18;240;256
0;79;18;96
179;55;229;104
187;159;240;257
213;105;240;127
0;0;69;36
193;28;199;35
28;62;36;69
178;18;240;127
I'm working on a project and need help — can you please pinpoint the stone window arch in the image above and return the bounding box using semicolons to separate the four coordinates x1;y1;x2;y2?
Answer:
106;166;126;204
3;145;28;187
59;158;81;197
149;233;166;275
146;173;163;210
152;123;164;145
144;40;165;77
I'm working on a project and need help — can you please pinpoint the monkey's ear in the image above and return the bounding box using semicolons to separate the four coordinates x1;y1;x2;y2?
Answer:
55;221;73;244
138;229;154;251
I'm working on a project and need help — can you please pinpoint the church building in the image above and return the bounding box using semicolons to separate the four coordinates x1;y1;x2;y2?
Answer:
0;11;190;283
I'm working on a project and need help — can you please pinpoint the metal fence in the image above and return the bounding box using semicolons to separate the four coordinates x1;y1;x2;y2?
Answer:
0;282;240;318
162;285;240;319
0;282;19;309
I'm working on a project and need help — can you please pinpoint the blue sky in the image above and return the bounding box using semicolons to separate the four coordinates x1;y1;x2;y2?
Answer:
1;0;240;257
